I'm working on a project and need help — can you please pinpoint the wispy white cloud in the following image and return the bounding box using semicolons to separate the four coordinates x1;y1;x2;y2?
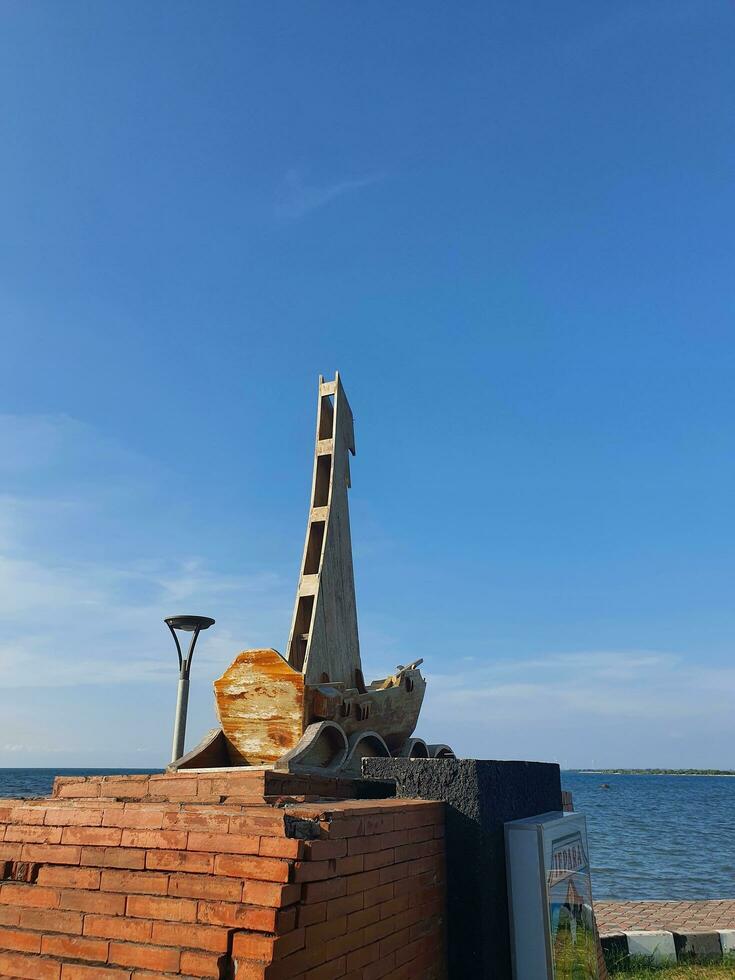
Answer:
0;551;285;689
0;414;290;693
275;170;383;221
0;411;298;764
417;650;735;769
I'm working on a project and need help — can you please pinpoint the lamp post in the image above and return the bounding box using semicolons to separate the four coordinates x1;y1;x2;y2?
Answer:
165;615;215;764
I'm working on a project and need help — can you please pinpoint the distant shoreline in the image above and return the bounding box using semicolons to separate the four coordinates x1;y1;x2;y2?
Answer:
569;768;735;777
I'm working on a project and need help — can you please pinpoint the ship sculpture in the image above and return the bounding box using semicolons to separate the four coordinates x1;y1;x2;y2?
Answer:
173;373;454;776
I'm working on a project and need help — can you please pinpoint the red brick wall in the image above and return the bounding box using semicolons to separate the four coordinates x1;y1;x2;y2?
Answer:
0;774;445;979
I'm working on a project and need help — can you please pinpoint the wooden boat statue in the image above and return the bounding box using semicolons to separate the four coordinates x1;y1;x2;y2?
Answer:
172;373;454;776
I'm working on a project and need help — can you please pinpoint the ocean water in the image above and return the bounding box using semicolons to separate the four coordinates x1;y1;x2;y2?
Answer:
0;768;156;799
2;768;734;902
562;771;735;902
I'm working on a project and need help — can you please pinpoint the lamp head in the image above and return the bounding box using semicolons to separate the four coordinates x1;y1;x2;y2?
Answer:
165;615;215;632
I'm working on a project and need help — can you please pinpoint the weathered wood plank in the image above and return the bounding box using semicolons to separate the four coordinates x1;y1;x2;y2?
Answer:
213;650;304;765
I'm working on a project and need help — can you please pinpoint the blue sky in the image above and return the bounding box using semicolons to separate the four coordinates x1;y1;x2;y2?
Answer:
1;1;734;769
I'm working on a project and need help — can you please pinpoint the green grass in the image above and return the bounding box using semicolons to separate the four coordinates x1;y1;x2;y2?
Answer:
607;953;735;977
609;966;735;978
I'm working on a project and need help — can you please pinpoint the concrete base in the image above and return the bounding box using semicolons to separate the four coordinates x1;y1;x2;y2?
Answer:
362;757;562;979
626;930;677;964
602;927;735;968
673;931;724;961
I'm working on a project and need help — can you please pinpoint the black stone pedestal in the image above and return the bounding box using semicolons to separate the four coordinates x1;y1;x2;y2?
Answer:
362;758;562;979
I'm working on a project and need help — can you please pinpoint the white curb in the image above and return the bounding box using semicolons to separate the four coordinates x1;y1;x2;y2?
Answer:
624;930;677;964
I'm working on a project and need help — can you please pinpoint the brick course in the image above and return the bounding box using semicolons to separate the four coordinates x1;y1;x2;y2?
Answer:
0;772;445;979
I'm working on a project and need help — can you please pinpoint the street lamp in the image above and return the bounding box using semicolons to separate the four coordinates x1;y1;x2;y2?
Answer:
165;615;215;763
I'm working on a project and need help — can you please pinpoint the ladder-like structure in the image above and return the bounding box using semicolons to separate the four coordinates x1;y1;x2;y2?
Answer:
286;373;362;688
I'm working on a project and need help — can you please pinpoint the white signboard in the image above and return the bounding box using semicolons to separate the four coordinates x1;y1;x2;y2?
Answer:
505;811;601;980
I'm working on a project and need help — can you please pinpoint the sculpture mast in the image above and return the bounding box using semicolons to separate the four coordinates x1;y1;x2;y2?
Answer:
286;372;363;689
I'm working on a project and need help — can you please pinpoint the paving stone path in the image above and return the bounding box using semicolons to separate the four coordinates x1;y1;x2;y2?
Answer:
596;900;735;935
